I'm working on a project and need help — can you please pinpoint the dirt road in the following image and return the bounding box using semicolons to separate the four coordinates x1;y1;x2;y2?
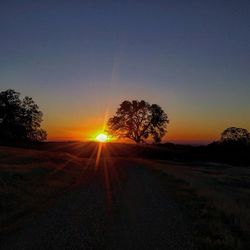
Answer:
1;158;196;250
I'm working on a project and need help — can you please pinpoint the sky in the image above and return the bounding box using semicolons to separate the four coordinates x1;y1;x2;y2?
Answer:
0;0;250;144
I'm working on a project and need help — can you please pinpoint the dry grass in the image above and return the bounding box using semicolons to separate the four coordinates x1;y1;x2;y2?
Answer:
0;146;92;234
1;143;249;250
145;160;250;250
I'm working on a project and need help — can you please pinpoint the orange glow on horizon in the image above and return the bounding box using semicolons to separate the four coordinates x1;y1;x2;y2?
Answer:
44;111;249;144
45;123;219;143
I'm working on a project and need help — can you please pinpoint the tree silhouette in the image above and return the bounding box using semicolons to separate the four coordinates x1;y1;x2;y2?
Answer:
107;100;169;143
220;127;250;144
0;89;47;144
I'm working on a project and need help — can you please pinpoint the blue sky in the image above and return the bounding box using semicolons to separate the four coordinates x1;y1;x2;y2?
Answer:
0;0;249;143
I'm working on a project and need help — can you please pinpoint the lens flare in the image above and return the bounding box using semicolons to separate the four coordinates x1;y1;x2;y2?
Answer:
96;133;108;142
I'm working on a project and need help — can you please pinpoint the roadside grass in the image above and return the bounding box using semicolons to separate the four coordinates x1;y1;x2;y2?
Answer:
143;160;250;250
0;146;91;234
1;143;249;250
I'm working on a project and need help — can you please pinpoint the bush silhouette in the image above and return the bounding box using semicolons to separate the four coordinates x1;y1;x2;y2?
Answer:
220;127;250;145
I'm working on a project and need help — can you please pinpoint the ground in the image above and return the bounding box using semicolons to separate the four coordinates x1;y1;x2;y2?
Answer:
0;142;249;249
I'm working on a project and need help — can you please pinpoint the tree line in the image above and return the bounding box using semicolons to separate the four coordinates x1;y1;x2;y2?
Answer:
0;89;249;145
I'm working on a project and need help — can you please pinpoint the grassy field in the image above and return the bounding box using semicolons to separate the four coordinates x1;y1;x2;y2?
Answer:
0;145;94;234
0;142;249;249
146;160;250;250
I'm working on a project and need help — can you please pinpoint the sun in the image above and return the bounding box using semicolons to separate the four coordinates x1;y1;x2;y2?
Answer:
96;133;108;142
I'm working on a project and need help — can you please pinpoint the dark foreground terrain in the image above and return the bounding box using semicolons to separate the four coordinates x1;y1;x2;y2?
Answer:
0;142;249;249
